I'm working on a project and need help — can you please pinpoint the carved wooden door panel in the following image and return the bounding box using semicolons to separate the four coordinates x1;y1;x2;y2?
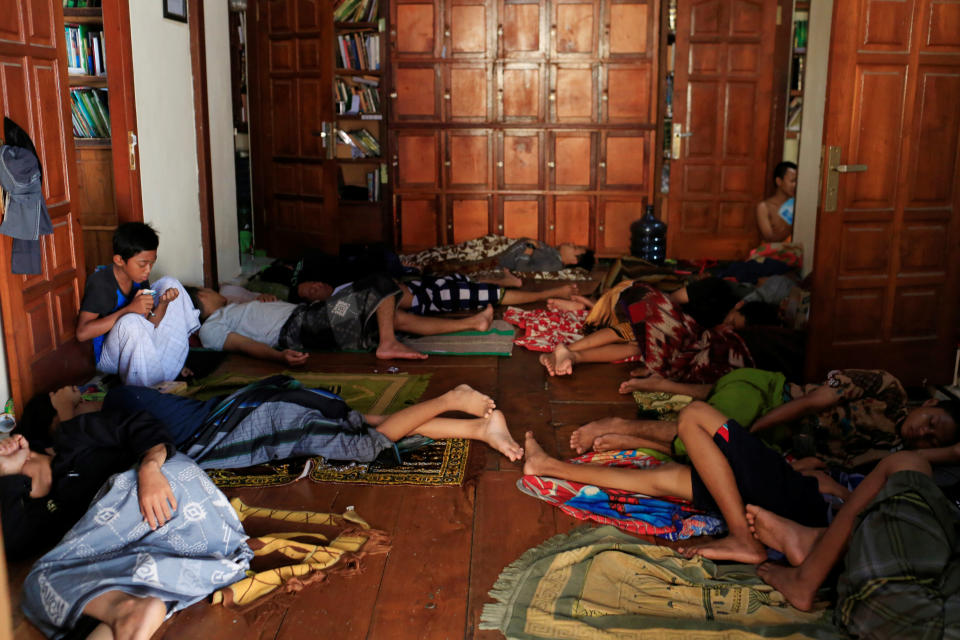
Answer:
806;0;960;385
0;0;91;410
249;0;338;257
668;0;776;260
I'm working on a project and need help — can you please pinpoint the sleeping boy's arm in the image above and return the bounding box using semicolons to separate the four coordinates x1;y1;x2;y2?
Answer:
750;385;839;433
916;442;960;466
222;332;309;366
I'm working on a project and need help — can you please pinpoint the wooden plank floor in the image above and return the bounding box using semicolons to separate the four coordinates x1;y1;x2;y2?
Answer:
10;305;677;640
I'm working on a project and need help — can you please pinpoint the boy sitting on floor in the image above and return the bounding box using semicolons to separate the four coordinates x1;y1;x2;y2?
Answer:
75;222;198;386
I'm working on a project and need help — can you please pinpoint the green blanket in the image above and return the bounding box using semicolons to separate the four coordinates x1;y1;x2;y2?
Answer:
481;526;843;640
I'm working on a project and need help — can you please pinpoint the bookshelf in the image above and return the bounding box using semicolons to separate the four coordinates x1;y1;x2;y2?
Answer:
332;1;386;210
61;0;141;274
784;3;808;156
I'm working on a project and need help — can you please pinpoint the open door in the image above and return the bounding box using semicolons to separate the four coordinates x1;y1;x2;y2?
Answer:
0;0;92;411
806;0;960;386
667;0;777;259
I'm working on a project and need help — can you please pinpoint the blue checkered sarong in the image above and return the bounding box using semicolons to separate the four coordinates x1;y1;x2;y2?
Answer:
406;273;502;314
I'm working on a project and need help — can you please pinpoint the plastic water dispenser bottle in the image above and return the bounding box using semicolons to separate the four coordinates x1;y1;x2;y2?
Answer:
630;205;667;264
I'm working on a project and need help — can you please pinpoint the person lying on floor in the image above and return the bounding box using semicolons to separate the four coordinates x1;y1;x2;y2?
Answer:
75;222;200;387
539;276;779;379
4;377;520;557
524;400;858;563
574;368;958;469
401;235;594;278
746;447;959;638
8;438;252;640
186;273;498;363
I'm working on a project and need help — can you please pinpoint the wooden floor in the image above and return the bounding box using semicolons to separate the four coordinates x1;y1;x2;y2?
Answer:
10;306;676;640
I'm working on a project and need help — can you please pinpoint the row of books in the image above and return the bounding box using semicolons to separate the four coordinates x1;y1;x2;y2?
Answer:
337;128;380;158
365;170;381;201
335;76;380;115
333;0;379;23
70;88;111;138
63;1;102;6
336;33;380;70
65;24;106;76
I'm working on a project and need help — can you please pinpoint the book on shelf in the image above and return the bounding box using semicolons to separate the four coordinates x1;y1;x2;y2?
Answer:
333;0;378;22
70;88;110;138
63;1;104;7
335;76;380;115
65;24;107;76
335;33;380;70
337;128;381;158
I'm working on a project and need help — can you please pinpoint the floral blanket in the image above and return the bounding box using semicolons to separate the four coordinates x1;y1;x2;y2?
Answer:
502;306;588;352
518;449;724;541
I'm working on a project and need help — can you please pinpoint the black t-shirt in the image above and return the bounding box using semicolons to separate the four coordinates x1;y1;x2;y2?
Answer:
80;266;148;317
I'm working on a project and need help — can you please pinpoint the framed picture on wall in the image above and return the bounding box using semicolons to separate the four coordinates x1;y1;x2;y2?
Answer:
163;0;188;22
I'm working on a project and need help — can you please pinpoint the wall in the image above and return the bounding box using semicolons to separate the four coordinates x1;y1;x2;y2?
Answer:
128;3;204;284
204;0;241;283
794;0;834;277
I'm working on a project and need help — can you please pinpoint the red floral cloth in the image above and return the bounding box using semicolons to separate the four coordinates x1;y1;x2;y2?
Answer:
502;306;588;353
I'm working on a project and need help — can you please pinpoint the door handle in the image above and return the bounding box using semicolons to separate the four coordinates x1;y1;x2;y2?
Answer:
824;146;868;212
671;123;692;158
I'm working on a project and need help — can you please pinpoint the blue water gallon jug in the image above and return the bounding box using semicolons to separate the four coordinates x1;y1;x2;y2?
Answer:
630;205;667;264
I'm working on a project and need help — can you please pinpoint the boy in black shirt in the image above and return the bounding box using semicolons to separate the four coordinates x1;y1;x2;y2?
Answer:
76;223;199;386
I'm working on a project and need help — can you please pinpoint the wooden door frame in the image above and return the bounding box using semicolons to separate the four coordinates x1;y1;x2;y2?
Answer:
188;0;219;287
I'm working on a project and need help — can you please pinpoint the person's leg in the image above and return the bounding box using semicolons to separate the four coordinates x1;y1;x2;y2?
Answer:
539;328;640;376
569;416;678;454
522;431;694;498
674;401;768;563
370;384;495;439
372;299;429;360
82;590;167;640
754;451;933;610
150;276;197;380
500;283;577;306
393;306;493;335
618;374;712;398
98;314;166;387
381;412;523;461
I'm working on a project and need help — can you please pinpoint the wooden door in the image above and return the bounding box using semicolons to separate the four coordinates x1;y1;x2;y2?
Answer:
248;0;339;257
806;0;960;385
0;0;91;411
667;0;776;259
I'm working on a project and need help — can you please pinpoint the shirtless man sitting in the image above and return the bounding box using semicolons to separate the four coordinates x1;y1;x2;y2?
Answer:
755;161;797;243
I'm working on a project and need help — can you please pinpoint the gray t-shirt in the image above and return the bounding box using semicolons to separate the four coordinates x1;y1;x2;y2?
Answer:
198;300;297;350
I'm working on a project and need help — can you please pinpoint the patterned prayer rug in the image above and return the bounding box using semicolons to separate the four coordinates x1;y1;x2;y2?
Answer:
400;320;515;356
632;390;695;420
185;371;472;488
480;526;842;640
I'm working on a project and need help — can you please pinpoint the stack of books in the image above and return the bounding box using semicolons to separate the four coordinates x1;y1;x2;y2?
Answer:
63;1;103;6
333;0;379;23
335;76;380;116
65;24;106;76
337;128;381;158
335;33;380;70
70;88;111;138
366;170;380;201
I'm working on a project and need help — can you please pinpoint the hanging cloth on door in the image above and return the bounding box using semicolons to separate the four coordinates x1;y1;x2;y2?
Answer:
0;117;52;274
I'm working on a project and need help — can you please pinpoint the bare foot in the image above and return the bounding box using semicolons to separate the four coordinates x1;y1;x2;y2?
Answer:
756;562;816;611
546;298;586;312
569;416;634;454
467;305;494;331
446;384;496;417
593;434;658;452
539;350;558;375
480;410;523;461
746;504;823;566
629;366;652;378
618;373;664;394
112;595;167;640
678;534;766;564
552;344;576;375
522;431;559;476
376;338;429;360
546;284;579;299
